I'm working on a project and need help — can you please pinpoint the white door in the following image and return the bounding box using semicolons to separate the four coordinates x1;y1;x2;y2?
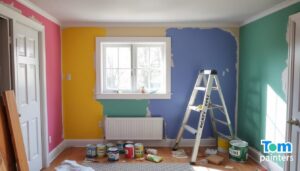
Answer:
14;22;42;171
288;13;300;171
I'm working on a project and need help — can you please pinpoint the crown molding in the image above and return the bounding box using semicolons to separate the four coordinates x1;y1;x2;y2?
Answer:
62;21;239;28
241;0;300;26
16;0;61;25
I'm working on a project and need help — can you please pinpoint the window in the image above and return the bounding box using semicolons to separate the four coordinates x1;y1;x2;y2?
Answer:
95;37;171;99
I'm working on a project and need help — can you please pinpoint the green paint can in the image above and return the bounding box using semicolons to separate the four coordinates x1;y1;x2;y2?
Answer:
229;140;248;162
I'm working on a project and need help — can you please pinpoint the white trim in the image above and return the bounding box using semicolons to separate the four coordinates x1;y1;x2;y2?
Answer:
285;12;300;171
248;147;283;171
62;21;239;28
241;0;300;26
64;138;216;147
95;37;171;100
0;3;50;167
16;0;61;25
48;141;67;163
39;24;50;168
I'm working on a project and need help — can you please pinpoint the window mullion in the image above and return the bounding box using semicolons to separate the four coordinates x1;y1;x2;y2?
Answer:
132;44;137;93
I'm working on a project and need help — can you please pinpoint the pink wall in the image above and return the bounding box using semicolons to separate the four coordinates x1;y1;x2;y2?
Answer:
2;0;63;152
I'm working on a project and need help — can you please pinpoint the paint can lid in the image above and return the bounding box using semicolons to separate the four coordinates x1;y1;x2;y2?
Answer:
125;144;134;147
97;143;105;147
134;143;144;146
107;147;119;152
106;143;115;147
230;140;248;147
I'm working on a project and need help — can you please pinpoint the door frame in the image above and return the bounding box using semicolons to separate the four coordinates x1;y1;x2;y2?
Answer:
0;3;50;167
286;12;300;171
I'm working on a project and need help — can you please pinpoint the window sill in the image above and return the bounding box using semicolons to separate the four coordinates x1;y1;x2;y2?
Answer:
95;93;171;99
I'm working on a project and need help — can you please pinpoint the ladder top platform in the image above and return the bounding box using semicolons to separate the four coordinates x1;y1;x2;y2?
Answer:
200;69;217;75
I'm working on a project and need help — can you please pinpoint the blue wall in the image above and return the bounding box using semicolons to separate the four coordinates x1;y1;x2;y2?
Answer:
149;28;237;139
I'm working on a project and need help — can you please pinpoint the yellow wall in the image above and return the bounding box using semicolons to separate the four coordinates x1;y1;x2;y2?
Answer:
62;27;167;139
62;28;106;139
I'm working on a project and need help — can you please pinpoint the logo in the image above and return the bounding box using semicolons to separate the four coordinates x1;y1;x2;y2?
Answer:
260;140;293;162
261;140;292;153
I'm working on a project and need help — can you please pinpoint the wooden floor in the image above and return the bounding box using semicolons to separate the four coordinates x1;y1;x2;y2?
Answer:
43;147;264;171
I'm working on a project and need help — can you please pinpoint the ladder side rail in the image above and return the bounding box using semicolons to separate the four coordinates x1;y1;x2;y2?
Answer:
214;76;234;139
190;75;214;164
203;75;218;139
173;74;204;150
208;107;218;138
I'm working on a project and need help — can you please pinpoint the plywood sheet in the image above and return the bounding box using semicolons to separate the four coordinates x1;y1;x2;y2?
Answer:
2;91;28;171
0;97;15;171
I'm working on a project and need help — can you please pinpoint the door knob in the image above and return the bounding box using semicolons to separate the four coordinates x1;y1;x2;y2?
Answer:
287;118;300;126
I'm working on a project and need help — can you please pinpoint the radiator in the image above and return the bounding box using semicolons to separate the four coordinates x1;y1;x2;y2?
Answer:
104;117;163;140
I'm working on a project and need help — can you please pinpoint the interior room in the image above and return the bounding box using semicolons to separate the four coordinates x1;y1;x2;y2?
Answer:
0;0;300;171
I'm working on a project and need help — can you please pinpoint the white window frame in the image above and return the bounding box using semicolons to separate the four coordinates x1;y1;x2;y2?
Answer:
95;37;171;99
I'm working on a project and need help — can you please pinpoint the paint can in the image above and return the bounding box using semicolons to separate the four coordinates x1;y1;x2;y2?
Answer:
134;143;144;159
146;148;157;155
86;144;97;158
124;144;134;159
217;136;229;153
107;147;119;161
125;141;134;146
117;141;125;154
229;140;248;162
96;143;106;158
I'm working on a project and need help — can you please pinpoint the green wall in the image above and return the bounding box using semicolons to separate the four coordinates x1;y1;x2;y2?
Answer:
238;2;300;152
100;100;148;117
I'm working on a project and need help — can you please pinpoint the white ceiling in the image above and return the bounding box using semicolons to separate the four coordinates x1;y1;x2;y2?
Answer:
29;0;287;26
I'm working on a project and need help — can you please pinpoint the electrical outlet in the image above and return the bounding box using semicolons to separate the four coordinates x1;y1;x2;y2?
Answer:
49;136;52;144
98;121;103;128
66;73;72;80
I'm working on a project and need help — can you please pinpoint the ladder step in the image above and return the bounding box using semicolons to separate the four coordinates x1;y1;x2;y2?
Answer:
194;87;218;91
213;118;228;125
189;104;223;112
217;132;232;139
188;105;201;112
184;125;198;135
210;104;224;109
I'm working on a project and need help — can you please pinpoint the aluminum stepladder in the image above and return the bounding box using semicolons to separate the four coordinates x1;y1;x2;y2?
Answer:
173;69;234;165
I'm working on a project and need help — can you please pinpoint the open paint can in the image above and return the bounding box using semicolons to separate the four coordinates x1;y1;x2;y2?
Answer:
229;140;248;162
107;147;119;161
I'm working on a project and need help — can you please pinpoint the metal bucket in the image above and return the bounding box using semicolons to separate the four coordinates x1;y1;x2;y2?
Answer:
229;140;248;162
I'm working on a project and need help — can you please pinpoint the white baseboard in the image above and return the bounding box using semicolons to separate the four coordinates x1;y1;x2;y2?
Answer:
48;141;67;163
64;138;216;148
248;147;283;171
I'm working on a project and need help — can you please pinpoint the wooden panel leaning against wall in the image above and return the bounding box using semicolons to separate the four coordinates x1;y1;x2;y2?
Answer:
0;96;16;171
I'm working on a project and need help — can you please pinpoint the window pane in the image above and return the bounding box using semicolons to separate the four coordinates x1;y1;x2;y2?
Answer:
137;47;149;68
119;69;132;90
106;47;118;68
150;69;162;92
119;47;131;68
105;69;118;90
150;47;162;68
137;69;149;91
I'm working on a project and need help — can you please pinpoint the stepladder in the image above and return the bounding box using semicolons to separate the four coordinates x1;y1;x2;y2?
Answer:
173;69;234;165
